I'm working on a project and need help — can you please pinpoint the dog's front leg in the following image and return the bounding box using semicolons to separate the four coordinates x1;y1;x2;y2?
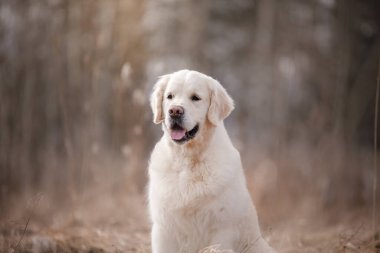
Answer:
209;228;236;251
151;224;178;253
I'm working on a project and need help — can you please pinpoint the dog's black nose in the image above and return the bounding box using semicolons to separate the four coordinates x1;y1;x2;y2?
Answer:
169;106;184;118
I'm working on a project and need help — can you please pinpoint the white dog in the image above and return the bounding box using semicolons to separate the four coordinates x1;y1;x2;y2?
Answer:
148;70;276;253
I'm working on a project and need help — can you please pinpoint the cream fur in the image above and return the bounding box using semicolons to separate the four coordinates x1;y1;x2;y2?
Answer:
148;70;276;253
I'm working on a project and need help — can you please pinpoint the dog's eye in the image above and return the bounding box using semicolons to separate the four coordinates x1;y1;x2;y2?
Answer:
167;94;173;99
191;95;201;101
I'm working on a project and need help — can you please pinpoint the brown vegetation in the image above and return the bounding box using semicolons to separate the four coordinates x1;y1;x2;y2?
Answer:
1;0;380;252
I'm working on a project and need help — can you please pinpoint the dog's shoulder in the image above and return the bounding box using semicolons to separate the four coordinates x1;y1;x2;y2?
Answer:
149;137;171;170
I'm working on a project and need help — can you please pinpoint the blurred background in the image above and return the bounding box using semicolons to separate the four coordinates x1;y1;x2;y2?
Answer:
0;0;379;252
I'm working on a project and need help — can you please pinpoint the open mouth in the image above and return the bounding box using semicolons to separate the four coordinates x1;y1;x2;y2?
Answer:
169;123;199;143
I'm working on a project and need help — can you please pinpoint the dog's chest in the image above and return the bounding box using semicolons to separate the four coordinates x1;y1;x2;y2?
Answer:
160;158;215;209
178;159;208;183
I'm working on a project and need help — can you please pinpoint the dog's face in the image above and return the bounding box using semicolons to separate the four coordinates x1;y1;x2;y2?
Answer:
150;70;234;145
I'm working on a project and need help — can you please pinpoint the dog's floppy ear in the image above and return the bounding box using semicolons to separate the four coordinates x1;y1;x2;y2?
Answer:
207;78;234;126
150;75;169;124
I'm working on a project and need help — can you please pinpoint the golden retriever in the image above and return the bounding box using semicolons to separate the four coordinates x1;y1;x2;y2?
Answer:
148;70;276;253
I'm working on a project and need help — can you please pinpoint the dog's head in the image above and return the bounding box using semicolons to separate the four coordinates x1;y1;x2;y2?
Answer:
150;70;234;145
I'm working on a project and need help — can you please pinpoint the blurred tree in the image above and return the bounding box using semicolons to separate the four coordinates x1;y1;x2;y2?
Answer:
0;0;379;215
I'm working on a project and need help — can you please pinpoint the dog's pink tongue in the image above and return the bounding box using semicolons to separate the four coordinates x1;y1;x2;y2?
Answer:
170;129;186;140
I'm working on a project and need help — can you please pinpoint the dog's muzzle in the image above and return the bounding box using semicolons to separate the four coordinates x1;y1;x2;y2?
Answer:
169;122;199;144
167;105;199;143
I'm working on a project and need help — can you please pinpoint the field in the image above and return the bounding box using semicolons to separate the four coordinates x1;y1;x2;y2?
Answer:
1;180;377;253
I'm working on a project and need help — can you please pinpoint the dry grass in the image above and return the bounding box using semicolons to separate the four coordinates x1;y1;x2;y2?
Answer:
1;155;379;253
1;190;378;253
